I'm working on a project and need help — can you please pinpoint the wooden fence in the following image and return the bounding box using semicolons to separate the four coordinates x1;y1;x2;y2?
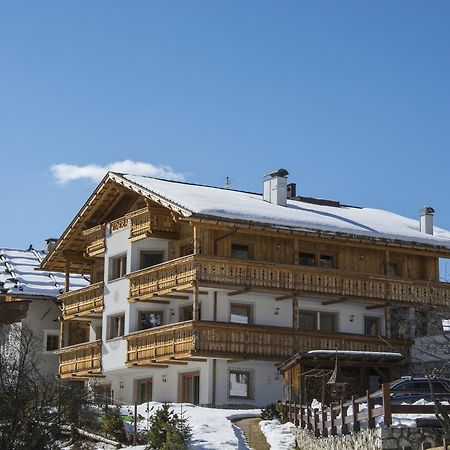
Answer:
281;383;450;437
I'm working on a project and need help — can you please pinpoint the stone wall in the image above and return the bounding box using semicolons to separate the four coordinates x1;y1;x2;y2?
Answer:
292;426;445;450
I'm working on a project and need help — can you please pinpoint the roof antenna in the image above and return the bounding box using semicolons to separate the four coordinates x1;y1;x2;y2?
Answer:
27;244;33;251
225;177;231;189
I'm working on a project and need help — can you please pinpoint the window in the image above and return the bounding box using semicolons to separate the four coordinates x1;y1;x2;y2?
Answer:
386;262;399;276
364;316;380;336
299;252;316;266
299;310;316;331
180;305;201;322
136;379;152;403
320;312;337;333
138;311;163;330
140;251;164;269
109;254;127;280
230;303;252;324
299;310;338;333
231;243;250;260
44;330;59;353
319;255;334;269
108;314;125;339
229;370;251;398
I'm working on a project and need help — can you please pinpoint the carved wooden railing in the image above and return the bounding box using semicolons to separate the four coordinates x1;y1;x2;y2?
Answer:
129;208;178;241
56;340;102;378
59;282;104;320
128;255;197;300
127;255;450;306
125;321;411;365
82;224;106;257
110;216;129;232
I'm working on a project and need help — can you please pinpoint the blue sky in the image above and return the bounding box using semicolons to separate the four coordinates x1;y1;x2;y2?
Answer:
1;1;450;249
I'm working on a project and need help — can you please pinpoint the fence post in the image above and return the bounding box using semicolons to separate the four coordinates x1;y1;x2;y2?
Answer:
321;407;328;437
340;399;349;435
351;395;360;433
289;401;292;423
133;402;138;445
382;382;392;427
330;406;337;436
313;408;319;437
299;404;305;429
294;403;299;427
306;406;312;431
366;390;375;429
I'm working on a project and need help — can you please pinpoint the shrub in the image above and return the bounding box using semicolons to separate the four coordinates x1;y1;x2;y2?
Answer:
102;406;127;443
261;403;281;420
146;404;192;450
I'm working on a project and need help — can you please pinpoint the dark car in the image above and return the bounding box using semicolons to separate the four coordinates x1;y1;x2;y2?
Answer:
372;377;450;404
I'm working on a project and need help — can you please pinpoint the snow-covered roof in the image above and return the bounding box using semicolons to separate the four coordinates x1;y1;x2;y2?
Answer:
118;174;450;250
0;248;89;299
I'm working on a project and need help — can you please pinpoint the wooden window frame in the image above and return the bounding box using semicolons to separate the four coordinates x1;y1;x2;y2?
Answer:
298;251;336;269
298;309;338;333
230;302;254;325
228;369;253;400
108;313;125;339
135;378;153;404
137;310;164;330
179;304;201;322
109;253;127;281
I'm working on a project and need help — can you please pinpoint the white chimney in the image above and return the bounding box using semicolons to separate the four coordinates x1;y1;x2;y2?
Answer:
420;207;435;235
263;169;289;206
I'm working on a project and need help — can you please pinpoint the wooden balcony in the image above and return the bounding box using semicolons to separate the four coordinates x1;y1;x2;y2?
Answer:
82;224;106;257
59;282;104;320
127;255;450;307
125;321;411;366
56;340;102;379
129;208;178;241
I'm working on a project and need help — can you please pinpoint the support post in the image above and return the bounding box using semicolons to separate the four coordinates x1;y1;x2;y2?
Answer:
366;390;375;429
385;305;392;338
64;260;70;293
340;399;349;435
133;403;138;445
212;358;217;406
193;282;199;322
351;395;360;432
292;296;299;329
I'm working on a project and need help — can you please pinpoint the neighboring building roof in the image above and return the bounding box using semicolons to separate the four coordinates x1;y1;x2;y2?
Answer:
119;173;450;250
0;248;89;299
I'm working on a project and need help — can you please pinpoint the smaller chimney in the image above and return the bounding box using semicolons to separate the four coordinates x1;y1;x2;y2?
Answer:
287;183;297;199
45;238;58;252
420;207;435;235
263;168;289;206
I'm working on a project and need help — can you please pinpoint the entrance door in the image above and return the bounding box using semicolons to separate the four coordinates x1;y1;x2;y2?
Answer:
181;372;200;405
136;378;152;404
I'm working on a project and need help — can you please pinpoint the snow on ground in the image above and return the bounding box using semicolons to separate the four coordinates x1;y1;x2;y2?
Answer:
119;402;261;450
259;419;296;450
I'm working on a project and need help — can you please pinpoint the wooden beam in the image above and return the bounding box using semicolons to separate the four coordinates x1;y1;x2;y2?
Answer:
152;359;188;365
159;294;190;300
227;287;251;297
276;292;298;301
129;362;169;368
178;289;208;295
176;357;208;362
322;297;347;306
366;304;386;310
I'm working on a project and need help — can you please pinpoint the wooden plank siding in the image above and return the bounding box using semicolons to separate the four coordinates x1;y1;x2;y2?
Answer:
125;321;411;365
59;281;104;320
127;255;450;307
56;340;102;378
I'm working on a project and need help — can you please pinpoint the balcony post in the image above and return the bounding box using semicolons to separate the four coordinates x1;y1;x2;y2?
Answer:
384;305;391;338
64;260;70;293
292;295;299;329
193;282;200;321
